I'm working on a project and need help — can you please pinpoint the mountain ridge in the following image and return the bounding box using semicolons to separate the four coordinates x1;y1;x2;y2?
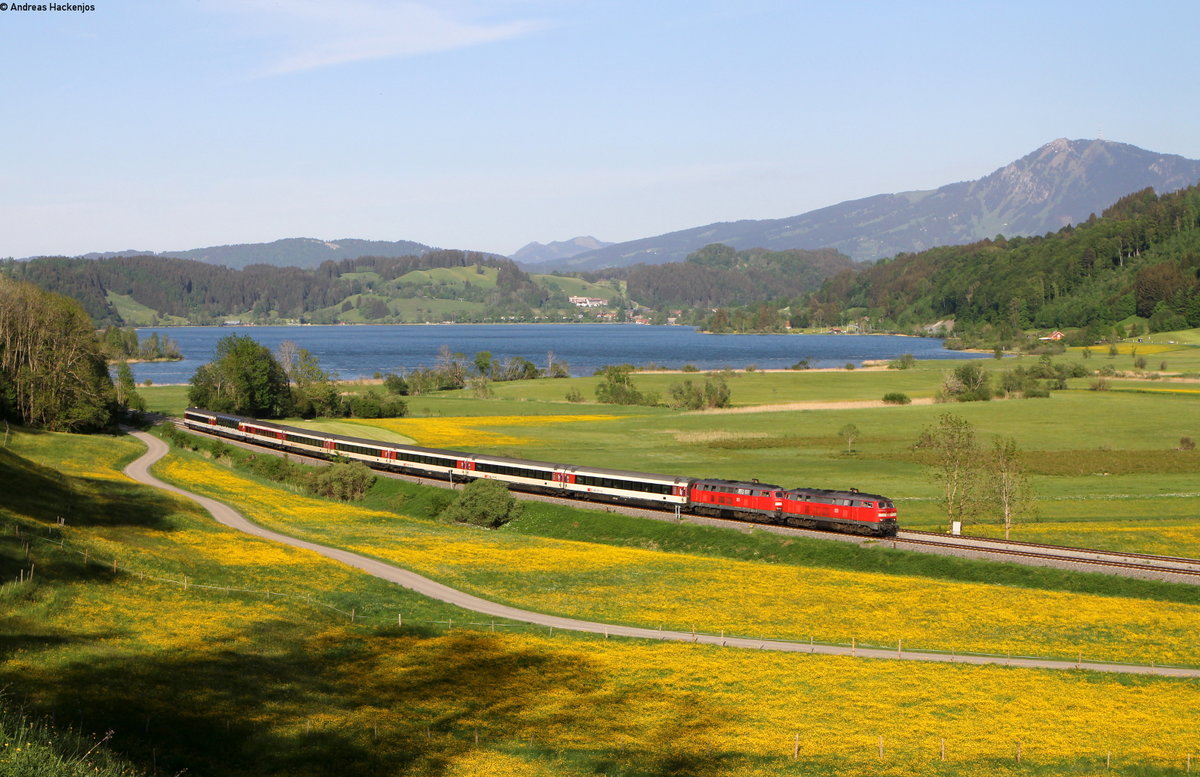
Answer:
527;139;1200;271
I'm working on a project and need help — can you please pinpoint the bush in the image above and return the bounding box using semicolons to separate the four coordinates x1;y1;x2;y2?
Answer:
306;459;376;501
888;353;916;370
348;390;407;418
667;375;731;410
882;392;911;405
565;387;584;403
595;365;657;406
438;478;522;528
1180;437;1196;451
382;372;409;395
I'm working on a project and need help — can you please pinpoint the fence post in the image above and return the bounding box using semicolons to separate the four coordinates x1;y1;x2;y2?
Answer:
398;612;402;628
1016;743;1021;763
941;738;945;762
877;735;883;760
792;732;799;760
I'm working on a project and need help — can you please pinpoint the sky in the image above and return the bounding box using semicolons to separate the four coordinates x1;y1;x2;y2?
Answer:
2;0;1199;259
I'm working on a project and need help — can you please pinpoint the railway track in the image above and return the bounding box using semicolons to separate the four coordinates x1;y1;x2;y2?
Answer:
175;421;1200;585
891;530;1200;582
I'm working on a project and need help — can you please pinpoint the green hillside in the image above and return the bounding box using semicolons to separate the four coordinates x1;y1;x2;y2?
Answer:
1;252;629;326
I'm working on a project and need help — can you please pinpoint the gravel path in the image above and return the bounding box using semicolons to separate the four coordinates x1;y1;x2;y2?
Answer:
123;431;1200;678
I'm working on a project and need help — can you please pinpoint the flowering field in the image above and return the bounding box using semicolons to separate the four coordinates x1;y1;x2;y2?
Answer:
341;414;622;448
4;429;1200;776
156;455;1200;666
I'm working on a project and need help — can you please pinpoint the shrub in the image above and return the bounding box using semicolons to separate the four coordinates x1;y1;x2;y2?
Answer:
565;387;584;403
348;390;407;418
882;392;911;405
438;478;522;528
382;372;409;395
1180;437;1196;451
888;353;916;370
306;460;376;501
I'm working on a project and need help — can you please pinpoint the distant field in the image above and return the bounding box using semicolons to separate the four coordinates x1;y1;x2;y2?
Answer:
140;346;1200;552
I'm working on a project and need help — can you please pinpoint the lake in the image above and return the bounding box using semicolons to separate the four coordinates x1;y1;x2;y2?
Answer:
128;324;983;384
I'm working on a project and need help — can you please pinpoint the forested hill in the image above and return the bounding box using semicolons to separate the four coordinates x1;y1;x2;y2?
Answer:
0;251;567;327
800;184;1200;338
601;244;854;309
77;237;435;270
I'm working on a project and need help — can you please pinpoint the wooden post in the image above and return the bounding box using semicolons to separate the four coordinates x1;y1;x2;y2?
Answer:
351;608;356;623
1016;743;1021;763
792;732;799;760
113;557;118;573
941;738;945;761
1106;751;1111;769
898;638;902;657
852;637;856;657
398;612;402;627
878;735;883;760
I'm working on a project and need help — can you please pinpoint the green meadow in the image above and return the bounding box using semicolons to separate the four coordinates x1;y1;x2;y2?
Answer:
141;340;1200;554
6;344;1200;775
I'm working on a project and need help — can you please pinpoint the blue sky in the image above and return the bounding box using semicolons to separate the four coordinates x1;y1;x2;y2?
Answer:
2;0;1198;258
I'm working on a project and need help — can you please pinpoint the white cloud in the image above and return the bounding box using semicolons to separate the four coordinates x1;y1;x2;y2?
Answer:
216;0;545;76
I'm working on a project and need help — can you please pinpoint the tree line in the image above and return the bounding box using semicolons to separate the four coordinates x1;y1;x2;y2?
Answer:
0;250;558;327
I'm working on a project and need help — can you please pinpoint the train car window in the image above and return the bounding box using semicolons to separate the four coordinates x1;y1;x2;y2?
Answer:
475;461;553;480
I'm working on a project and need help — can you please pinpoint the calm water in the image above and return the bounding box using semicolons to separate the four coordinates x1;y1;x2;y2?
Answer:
128;324;982;384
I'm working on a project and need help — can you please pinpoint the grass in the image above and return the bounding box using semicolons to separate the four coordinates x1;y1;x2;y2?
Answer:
339;387;1200;552
148;435;1200;666
3;426;1200;776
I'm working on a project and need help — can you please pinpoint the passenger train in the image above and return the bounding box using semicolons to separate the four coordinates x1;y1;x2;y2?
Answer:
183;408;899;536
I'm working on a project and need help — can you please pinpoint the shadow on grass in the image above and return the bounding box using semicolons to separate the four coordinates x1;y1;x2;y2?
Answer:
1;446;177;531
5;626;742;777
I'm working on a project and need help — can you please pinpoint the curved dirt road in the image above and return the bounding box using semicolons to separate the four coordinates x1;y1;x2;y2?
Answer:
124;431;1200;678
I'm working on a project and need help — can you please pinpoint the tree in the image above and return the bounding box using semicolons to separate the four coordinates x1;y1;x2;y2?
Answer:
940;363;991;402
920;413;980;531
187;334;292;418
0;276;116;431
438;478;522;528
839;423;860;454
986;436;1033;539
114;362;145;413
286;346;342;417
595;365;655;406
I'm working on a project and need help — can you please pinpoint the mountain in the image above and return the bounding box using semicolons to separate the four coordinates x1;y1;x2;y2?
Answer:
76;237;435;270
542;139;1200;271
510;236;612;266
